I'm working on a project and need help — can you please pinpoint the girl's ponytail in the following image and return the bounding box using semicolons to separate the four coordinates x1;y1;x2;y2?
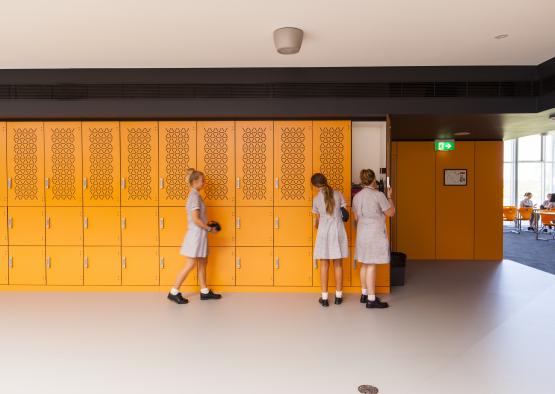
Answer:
311;173;335;215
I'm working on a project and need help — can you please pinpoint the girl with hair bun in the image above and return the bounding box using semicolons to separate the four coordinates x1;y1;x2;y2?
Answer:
167;168;222;304
311;173;349;307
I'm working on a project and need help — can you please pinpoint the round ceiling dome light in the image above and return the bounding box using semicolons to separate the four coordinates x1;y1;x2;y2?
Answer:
494;34;509;40
273;27;304;54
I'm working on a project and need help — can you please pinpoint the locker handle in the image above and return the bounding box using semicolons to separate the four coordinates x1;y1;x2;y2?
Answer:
7;178;12;189
8;217;13;229
274;217;280;229
160;257;165;269
314;260;318;270
122;256;126;269
121;217;126;229
8;256;13;268
84;217;88;229
275;257;280;269
83;177;88;189
45;177;50;189
121;178;126;189
353;260;357;269
84;256;89;269
159;177;165;189
236;217;241;229
236;257;241;269
236;177;241;189
275;177;279;189
46;217;51;229
160;217;165;229
46;257;51;269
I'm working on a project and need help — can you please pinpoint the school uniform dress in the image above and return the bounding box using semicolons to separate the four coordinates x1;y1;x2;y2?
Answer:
180;189;208;258
352;187;391;264
312;190;349;260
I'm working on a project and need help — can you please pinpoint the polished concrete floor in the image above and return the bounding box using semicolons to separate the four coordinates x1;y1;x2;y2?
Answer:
1;260;554;394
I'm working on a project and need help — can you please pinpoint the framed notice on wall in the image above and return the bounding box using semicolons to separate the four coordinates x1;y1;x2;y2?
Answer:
444;169;467;186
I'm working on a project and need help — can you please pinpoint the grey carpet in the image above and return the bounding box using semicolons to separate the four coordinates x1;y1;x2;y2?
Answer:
504;227;555;275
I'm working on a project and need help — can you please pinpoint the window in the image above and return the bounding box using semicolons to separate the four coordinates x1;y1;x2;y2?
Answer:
518;134;542;161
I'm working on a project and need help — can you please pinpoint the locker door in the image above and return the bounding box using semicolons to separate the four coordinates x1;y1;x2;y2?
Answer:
7;207;45;245
159;207;187;247
45;122;82;206
159;247;197;286
121;122;159;206
0;246;7;284
313;121;351;204
82;122;120;206
159;122;196;206
83;207;121;246
206;206;235;247
7;122;45;206
46;246;83;285
0;206;7;245
8;246;45;285
121;207;158;246
197;122;235;206
0;122;6;205
351;256;390;288
46;207;83;246
274;207;312;246
122;247;159;285
206;247;235;286
236;207;273;247
236;121;273;206
313;258;351;288
236;247;273;286
274;121;313;206
274;247;312;287
84;246;121;285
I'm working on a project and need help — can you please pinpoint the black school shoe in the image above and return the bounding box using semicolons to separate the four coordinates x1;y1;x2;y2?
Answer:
200;290;222;300
366;297;389;309
319;298;330;307
167;292;188;304
360;295;368;303
334;297;343;305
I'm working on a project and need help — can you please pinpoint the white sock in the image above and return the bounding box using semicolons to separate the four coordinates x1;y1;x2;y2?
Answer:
335;290;343;298
361;289;368;296
170;288;179;296
321;292;329;300
368;294;376;302
200;288;209;294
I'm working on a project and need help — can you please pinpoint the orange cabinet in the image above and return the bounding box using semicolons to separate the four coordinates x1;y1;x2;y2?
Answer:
206;206;235;246
82;122;120;206
7;122;45;206
274;247;312;287
7;207;45;245
236;121;273;206
46;247;83;285
0;207;7;245
159;207;187;247
83;207;120;246
8;246;45;285
121;207;159;246
0;122;6;205
236;247;273;286
45;122;82;206
0;246;7;284
159;247;197;286
197;121;235;206
274;121;313;206
236;207;273;247
206;247;235;286
83;246;121;285
313;257;351;288
45;207;83;246
274;207;312;246
121;247;159;285
121;122;159;206
159;121;197;206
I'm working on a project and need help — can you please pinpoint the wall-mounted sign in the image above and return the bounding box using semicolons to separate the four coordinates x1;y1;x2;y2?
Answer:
444;169;467;186
435;139;455;151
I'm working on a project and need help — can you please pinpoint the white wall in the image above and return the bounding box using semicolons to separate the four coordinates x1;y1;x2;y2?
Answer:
352;121;387;184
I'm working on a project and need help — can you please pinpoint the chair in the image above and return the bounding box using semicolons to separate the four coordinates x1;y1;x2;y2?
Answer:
503;206;518;233
537;212;555;240
517;207;534;232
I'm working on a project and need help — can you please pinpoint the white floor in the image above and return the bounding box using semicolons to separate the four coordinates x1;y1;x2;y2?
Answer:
1;260;555;394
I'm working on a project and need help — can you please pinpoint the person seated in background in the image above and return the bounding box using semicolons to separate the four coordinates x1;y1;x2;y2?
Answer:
541;193;553;209
519;192;536;230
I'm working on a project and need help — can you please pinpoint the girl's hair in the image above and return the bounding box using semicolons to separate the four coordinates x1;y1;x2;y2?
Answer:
360;169;376;186
185;168;204;185
311;173;335;215
524;192;532;197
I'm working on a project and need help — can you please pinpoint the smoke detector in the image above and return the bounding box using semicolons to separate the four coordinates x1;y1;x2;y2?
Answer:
273;27;304;55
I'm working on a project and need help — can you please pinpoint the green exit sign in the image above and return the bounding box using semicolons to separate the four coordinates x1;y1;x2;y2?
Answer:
435;140;455;151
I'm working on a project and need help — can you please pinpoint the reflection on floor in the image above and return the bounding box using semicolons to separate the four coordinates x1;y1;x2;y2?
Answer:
1;260;555;394
504;226;555;274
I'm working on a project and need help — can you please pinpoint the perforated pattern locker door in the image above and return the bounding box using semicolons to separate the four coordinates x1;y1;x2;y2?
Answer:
121;122;159;206
236;121;273;206
7;122;45;206
159;122;196;206
274;121;312;206
0;123;6;205
45;122;82;206
197;122;235;206
8;246;45;285
83;122;120;206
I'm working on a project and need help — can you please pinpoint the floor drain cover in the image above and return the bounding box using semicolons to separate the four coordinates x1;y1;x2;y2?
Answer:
358;385;379;394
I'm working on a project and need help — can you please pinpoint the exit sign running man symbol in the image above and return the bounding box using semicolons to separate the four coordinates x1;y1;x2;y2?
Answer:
435;139;455;151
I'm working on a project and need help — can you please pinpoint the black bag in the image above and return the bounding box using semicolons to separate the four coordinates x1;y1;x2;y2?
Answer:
340;207;349;222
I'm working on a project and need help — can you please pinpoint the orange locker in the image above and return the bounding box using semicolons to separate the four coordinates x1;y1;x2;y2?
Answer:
45;122;82;206
197;121;235;206
7;122;45;206
274;207;312;246
45;207;83;246
313;121;351;204
7;207;45;245
159;207;187;247
0;206;7;245
313;257;351;288
159;247;198;286
121;247;159;285
274;247;313;287
236;247;273;286
236;207;273;247
0;246;7;284
121;207;158;246
82;122;120;206
0;122;6;205
84;246;121;285
159;121;197;206
121;122;159;206
8;246;45;285
46;247;83;285
236;121;273;206
206;206;235;247
83;207;120;246
206;247;235;286
350;248;390;288
274;121;313;206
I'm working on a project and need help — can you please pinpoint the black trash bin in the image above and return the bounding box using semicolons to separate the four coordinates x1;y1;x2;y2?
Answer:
390;252;407;286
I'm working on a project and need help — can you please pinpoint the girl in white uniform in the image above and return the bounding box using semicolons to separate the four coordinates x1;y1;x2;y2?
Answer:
311;173;349;307
168;168;222;304
352;169;395;309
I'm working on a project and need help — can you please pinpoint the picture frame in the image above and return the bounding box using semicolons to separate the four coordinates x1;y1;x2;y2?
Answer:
444;169;467;186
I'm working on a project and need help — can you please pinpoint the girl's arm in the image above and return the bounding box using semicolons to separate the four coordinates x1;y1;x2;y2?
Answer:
192;210;211;231
383;188;396;217
314;214;320;229
352;211;358;225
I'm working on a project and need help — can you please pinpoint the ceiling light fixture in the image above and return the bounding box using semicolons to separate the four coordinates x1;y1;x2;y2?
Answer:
550;114;555;121
453;132;471;136
494;34;509;40
273;27;304;55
